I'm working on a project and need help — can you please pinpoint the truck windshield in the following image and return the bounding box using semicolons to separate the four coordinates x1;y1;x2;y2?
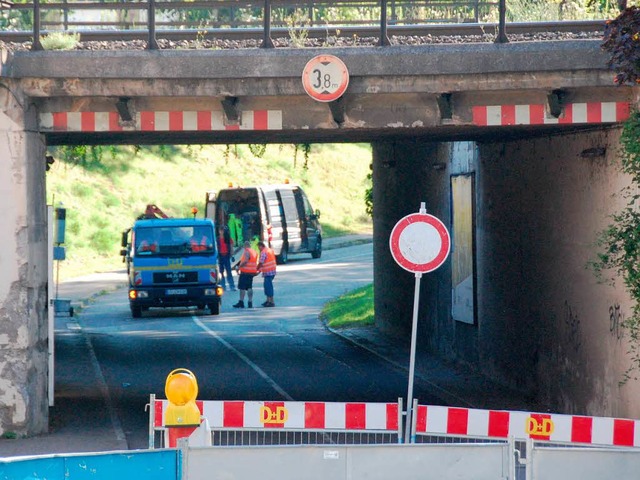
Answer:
134;226;215;256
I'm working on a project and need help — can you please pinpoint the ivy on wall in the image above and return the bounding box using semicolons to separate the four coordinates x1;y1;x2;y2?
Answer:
598;6;640;380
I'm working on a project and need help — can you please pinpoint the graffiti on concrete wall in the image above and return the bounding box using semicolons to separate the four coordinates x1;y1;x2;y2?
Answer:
563;301;582;352
609;303;625;340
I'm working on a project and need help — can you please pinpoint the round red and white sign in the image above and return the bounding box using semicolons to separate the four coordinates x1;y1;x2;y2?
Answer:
302;54;349;102
389;213;451;273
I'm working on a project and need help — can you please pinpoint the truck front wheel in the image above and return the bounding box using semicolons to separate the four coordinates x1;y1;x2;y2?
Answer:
208;300;220;316
131;305;142;318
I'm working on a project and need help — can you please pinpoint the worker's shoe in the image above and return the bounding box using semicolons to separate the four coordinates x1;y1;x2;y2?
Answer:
232;301;244;308
248;302;253;308
262;301;275;307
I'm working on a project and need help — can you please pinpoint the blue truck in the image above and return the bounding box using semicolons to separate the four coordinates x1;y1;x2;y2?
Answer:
120;206;223;318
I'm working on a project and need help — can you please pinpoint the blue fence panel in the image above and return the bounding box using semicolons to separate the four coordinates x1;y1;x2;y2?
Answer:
0;456;66;480
0;449;179;480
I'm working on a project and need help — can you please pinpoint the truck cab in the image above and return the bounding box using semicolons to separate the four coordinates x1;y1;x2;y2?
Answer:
120;218;223;318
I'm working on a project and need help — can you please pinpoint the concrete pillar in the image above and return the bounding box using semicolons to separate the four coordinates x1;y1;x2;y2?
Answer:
475;128;640;417
0;79;49;436
371;140;451;340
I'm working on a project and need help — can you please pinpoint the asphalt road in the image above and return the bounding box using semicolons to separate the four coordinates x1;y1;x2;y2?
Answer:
55;242;452;450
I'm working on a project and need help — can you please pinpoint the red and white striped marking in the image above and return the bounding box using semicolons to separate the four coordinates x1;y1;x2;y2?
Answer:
39;110;283;132
415;405;640;448
152;398;640;448
154;399;400;432
472;102;630;126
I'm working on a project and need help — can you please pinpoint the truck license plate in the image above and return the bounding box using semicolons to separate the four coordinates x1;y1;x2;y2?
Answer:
166;288;187;295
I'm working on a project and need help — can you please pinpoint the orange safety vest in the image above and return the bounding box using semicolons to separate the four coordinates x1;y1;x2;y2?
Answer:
139;240;157;252
260;247;277;274
190;236;209;252
239;247;258;275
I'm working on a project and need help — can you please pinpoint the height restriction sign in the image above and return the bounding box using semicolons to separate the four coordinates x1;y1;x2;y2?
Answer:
302;54;349;102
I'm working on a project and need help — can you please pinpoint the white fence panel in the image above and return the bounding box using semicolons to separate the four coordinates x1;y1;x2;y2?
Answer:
185;443;512;480
529;445;640;480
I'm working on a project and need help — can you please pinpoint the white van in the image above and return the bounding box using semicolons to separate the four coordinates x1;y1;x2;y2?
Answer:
205;183;322;264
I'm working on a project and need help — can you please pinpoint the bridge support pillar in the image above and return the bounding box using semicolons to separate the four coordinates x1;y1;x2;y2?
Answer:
371;140;451;338
0;82;49;436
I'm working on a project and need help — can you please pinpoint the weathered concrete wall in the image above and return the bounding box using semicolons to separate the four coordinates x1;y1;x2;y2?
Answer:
0;80;49;436
473;128;640;418
374;131;640;419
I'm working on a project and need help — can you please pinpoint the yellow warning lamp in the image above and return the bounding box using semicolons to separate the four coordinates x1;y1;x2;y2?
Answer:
283;178;290;184
191;207;198;219
164;368;201;427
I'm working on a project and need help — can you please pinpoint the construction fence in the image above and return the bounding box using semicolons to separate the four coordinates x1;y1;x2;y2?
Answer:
148;395;640;480
3;396;640;480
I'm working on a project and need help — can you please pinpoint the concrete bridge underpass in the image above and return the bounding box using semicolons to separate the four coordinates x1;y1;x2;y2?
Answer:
0;39;638;436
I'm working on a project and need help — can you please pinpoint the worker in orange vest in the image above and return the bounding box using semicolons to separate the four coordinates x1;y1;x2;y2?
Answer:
190;227;211;253
257;241;277;307
233;241;258;309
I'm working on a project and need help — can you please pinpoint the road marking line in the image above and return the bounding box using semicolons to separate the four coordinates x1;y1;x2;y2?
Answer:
82;325;128;445
192;316;294;401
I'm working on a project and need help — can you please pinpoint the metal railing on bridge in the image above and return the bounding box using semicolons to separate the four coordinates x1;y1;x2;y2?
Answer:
0;0;509;50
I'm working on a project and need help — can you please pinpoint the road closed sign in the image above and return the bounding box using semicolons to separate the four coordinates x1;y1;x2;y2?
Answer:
389;212;451;274
302;54;349;102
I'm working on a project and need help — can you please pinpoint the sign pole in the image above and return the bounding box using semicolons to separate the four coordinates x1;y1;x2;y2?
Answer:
389;201;451;445
404;271;422;444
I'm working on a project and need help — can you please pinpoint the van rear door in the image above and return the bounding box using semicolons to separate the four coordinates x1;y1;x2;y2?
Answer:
263;188;285;255
204;191;216;222
277;188;303;252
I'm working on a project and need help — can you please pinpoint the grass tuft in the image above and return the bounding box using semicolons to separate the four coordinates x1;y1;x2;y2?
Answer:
321;284;373;329
40;32;80;50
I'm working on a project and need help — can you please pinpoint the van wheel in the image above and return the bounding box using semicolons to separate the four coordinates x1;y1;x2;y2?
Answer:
311;237;322;259
276;244;288;265
131;305;142;318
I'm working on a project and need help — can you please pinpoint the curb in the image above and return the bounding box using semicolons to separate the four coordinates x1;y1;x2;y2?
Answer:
324;238;372;251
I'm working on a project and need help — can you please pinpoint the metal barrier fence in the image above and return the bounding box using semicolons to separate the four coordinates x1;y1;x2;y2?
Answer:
182;442;515;480
149;395;640;450
410;401;640;448
0;449;179;480
3;0;500;31
148;394;404;448
149;395;640;479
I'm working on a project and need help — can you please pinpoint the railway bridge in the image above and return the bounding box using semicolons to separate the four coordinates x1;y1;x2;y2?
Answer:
1;37;639;436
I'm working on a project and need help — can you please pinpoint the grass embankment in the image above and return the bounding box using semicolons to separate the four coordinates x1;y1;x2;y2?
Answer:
46;143;372;280
321;284;374;329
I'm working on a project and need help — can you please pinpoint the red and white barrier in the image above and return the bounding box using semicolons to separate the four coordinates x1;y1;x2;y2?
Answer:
39;110;283;132
472;102;630;127
414;404;640;448
153;399;401;432
149;396;640;449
